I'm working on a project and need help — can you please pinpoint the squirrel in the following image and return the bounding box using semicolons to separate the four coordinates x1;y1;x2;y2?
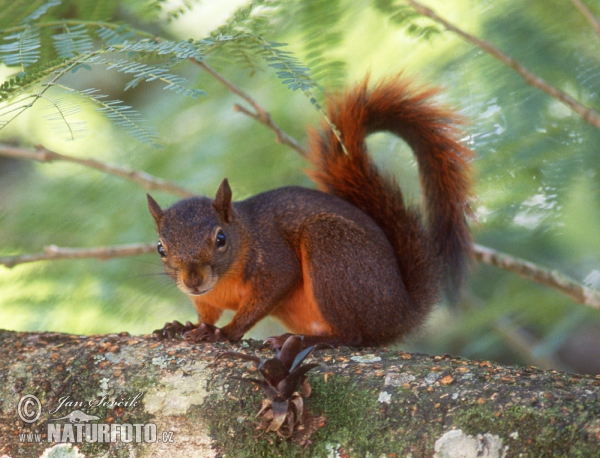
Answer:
147;76;473;348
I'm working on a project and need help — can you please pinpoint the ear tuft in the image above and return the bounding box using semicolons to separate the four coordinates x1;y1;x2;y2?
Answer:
147;194;164;224
213;178;233;223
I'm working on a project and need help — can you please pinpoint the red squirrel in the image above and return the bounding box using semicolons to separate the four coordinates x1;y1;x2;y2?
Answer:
147;76;473;347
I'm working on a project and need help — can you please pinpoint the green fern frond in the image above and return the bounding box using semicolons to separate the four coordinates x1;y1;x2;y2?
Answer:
75;0;119;22
209;34;320;103
157;0;196;22
0;58;67;101
42;94;85;140
297;0;346;90
0;26;41;68
94;57;206;99
210;0;276;37
0;58;88;131
373;0;442;40
115;38;205;61
207;0;292;76
0;1;47;29
75;88;160;147
95;25;139;47
0;95;35;128
224;38;264;75
260;40;316;92
129;0;197;22
206;2;321;92
206;33;266;77
52;23;94;58
21;0;61;24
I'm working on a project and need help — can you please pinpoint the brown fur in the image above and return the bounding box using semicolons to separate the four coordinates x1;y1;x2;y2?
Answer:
149;76;473;347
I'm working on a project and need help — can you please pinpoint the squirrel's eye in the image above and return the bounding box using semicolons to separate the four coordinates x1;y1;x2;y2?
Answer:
157;241;167;257
215;229;227;249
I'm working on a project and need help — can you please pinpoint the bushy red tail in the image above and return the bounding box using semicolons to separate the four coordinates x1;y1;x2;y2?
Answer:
307;77;473;308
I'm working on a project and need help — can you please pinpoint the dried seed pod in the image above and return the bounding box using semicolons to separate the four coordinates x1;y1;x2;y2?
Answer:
218;335;322;437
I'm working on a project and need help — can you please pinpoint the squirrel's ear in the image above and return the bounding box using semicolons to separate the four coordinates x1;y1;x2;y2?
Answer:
213;178;233;223
147;194;164;224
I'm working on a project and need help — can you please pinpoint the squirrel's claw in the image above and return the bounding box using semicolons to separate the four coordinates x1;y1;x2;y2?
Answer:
152;320;198;341
183;322;225;343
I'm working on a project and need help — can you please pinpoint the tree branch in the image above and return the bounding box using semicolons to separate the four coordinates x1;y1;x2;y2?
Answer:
473;243;600;309
407;0;600;130
1;331;598;456
0;144;195;198
195;61;308;157
0;243;155;268
2;241;598;313
571;0;600;41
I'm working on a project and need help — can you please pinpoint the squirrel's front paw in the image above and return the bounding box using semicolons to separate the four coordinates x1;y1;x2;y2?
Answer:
182;323;225;343
152;320;197;340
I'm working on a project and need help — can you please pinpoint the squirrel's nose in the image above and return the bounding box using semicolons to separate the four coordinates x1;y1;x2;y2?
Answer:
181;269;204;290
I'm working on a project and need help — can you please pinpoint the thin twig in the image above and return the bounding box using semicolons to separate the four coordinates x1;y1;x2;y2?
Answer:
408;0;600;130
2;239;598;313
0;144;195;198
570;0;600;41
473;244;600;310
0;243;155;268
195;61;308;157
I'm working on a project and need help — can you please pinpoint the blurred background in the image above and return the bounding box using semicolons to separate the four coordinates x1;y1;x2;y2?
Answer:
1;0;599;374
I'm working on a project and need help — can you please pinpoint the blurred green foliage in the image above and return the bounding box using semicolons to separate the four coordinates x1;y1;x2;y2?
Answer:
0;0;599;373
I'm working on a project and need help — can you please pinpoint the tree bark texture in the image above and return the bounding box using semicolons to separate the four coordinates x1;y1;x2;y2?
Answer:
0;330;598;457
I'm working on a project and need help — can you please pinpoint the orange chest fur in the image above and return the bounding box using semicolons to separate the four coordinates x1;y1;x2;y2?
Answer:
192;274;251;311
190;270;333;336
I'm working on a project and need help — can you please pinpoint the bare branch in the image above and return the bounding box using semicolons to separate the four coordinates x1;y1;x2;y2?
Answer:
3;239;598;314
195;61;308;157
0;144;195;198
571;0;600;41
473;244;600;310
407;0;600;130
0;243;156;268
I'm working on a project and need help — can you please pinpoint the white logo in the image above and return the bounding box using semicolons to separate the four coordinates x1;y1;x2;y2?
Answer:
50;410;100;423
18;395;41;423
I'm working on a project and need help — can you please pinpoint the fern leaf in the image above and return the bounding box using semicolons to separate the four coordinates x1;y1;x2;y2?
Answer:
21;0;61;24
84;56;206;99
75;0;120;22
0;1;44;28
147;0;196;22
206;34;266;76
42;95;85;140
96;25;138;47
0;95;36;129
297;0;346;90
0;58;67;101
116;38;204;61
373;0;442;39
52;23;94;59
76;88;161;147
0;27;41;68
207;1;286;76
260;40;316;92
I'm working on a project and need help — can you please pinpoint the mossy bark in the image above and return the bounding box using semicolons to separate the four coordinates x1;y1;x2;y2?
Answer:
0;330;598;458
